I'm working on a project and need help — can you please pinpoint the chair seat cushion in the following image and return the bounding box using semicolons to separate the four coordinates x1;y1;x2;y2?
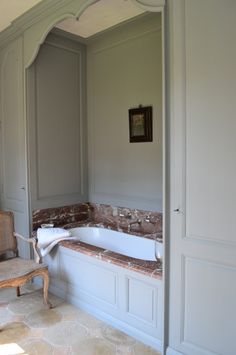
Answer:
0;257;48;281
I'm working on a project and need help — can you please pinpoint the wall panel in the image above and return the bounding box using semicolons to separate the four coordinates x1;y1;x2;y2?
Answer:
87;13;162;212
27;32;87;210
0;38;30;257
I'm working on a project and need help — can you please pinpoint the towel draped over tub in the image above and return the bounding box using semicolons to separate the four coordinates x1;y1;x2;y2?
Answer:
37;228;77;257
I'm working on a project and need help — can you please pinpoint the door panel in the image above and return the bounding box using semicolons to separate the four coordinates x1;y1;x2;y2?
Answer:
183;257;236;354
169;1;236;354
0;39;29;258
184;0;236;245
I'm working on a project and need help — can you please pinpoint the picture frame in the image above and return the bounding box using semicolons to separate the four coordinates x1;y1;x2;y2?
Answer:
129;106;153;143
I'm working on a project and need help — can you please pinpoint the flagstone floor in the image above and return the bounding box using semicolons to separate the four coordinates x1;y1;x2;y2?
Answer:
0;285;161;355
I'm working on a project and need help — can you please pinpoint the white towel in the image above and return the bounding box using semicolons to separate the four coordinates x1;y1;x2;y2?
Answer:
37;227;77;257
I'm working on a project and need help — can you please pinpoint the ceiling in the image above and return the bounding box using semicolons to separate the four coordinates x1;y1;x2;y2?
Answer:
56;0;146;38
0;0;146;38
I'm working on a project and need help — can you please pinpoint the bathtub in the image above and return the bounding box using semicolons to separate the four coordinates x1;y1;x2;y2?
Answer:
69;227;163;261
44;227;163;351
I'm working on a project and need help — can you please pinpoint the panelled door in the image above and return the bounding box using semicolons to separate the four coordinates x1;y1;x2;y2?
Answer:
168;0;236;354
0;38;30;258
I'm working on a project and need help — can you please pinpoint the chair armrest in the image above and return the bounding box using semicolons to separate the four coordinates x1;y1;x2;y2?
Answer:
14;232;42;264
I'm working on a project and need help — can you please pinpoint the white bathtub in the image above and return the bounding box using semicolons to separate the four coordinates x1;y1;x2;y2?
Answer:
69;227;163;261
44;226;163;351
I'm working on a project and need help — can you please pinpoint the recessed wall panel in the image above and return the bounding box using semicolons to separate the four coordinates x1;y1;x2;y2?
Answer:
87;14;163;211
28;32;87;209
2;48;23;202
126;277;156;325
183;257;236;354
184;0;236;244
35;43;81;198
59;252;117;305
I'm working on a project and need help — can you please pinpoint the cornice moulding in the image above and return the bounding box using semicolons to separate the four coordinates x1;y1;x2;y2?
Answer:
0;0;74;49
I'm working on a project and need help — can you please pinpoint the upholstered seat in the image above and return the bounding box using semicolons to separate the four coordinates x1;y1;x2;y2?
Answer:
0;258;48;281
0;210;51;308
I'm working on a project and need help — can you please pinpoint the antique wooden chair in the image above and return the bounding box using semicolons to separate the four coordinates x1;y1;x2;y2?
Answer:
0;210;51;308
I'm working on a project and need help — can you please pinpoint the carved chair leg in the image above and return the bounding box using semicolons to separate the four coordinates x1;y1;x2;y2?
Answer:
43;270;52;308
16;286;20;297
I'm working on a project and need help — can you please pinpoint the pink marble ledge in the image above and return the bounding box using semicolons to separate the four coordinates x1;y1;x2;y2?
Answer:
60;240;162;280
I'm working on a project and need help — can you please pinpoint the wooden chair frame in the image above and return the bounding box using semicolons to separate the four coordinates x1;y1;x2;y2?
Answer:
0;211;51;308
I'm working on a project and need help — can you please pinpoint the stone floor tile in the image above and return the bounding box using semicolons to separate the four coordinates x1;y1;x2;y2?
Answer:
53;345;72;355
8;292;47;315
43;320;88;346
71;337;115;355
75;310;104;330
133;342;161;355
88;327;104;338
8;314;26;326
29;328;44;338
56;302;82;320
0;321;30;344
116;345;134;354
0;288;16;302
25;308;62;328
102;326;136;346
20;339;54;355
0;308;13;325
57;303;105;333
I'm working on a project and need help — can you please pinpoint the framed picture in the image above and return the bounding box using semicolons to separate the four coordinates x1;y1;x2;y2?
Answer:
129;106;152;143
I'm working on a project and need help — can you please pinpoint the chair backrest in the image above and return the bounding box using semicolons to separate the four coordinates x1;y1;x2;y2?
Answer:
0;211;18;257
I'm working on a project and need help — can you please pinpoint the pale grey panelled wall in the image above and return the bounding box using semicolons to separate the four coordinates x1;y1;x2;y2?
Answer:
0;38;30;258
27;32;88;211
87;13;163;212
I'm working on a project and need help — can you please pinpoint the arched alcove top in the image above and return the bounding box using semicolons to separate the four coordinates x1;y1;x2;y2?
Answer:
22;0;165;68
23;0;96;68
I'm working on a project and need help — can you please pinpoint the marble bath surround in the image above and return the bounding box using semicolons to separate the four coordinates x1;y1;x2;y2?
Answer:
32;203;163;279
32;204;164;351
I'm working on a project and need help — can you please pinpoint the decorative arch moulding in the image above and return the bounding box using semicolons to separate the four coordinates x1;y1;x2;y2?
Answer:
0;0;67;49
133;0;166;11
0;0;165;52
